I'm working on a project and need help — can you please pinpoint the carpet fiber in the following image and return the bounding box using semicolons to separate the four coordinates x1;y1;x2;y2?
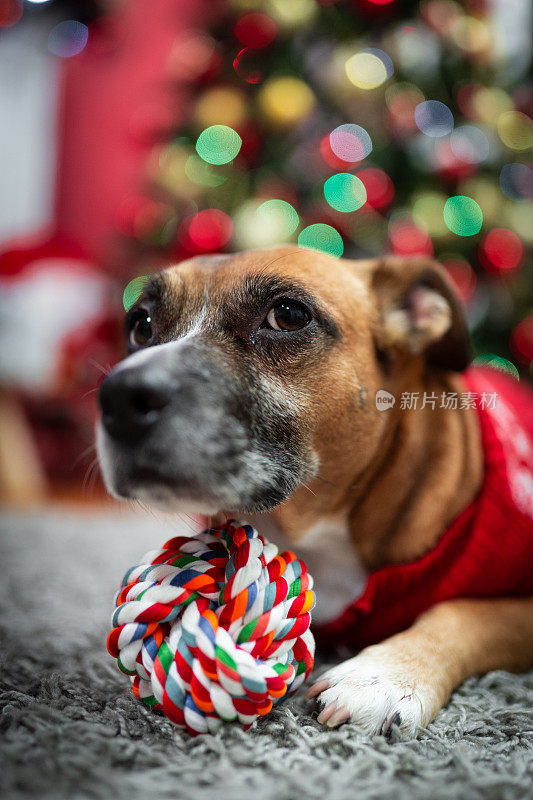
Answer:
1;507;532;800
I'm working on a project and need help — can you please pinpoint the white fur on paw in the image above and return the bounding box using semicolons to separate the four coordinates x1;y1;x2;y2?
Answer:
309;647;433;738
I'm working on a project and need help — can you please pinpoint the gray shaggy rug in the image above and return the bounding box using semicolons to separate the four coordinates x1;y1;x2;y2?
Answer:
1;507;533;800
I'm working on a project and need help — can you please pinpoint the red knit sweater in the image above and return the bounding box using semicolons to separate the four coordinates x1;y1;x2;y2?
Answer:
313;367;533;651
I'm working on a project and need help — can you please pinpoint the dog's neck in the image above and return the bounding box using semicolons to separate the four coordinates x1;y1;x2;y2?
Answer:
266;370;483;571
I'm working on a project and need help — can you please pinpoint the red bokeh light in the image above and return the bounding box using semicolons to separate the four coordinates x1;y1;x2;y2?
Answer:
114;196;162;238
479;228;524;273
510;316;533;364
357;168;394;210
0;0;22;28
320;136;355;170
180;209;233;252
434;140;476;181
233;48;263;84
456;83;480;119
442;257;477;304
387;90;421;137
389;218;434;257
235;13;277;48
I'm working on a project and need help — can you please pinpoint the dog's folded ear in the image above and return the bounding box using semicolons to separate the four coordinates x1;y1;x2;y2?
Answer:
370;256;471;372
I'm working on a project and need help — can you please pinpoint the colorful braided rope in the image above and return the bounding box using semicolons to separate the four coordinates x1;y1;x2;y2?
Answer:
107;520;315;735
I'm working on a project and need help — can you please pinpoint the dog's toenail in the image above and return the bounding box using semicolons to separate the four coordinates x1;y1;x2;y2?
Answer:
305;679;329;699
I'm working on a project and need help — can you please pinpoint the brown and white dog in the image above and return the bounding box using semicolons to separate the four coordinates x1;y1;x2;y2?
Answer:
97;246;533;738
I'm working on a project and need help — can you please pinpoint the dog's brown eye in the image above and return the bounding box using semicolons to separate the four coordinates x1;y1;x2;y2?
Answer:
129;313;153;347
266;299;311;331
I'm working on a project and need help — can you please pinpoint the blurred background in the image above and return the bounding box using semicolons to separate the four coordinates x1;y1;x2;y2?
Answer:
0;0;531;508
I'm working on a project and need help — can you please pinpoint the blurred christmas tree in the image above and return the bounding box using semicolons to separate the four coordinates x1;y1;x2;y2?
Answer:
120;0;533;378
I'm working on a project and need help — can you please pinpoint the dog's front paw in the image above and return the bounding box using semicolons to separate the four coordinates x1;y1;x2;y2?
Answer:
306;645;438;738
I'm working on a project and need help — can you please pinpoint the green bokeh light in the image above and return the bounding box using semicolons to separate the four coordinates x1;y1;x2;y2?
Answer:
324;173;367;212
185;154;227;187
298;223;344;257
257;199;299;237
196;125;242;165
443;195;483;237
473;354;519;380
123;275;149;311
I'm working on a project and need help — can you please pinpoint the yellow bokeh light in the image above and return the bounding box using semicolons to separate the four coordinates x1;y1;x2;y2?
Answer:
266;0;318;29
506;202;533;244
450;16;493;55
471;87;512;124
345;52;388;90
196;87;247;129
412;192;448;237
154;142;198;200
258;76;315;127
460;176;501;222
497;111;533;152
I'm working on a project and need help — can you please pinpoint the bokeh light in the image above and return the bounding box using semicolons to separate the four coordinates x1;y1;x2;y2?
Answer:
0;0;22;28
48;21;89;58
324;173;367;212
459;176;500;223
257;199;299;237
442;256;477;304
499;163;533;202
386;83;425;136
235;13;277;48
415;100;454;137
234;199;299;249
267;0;318;29
450;16;493;56
123;276;149;312
233;48;263;84
507;202;533;245
357;168;394;209
181;209;233;252
388;216;434;256
470;87;512;124
329;124;372;162
114;196;177;244
168;31;217;81
196;87;247;129
510;316;533;365
443;195;483;236
497;111;533;152
422;0;462;35
345;48;394;90
412;192;447;237
298;224;344;257
473;355;520;380
479;228;524;272
195;125;242;165
185;154;227;188
258;77;315;126
450;125;490;165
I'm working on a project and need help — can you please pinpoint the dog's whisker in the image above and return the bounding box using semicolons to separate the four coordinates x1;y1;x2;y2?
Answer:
89;358;112;376
72;443;96;471
301;481;317;497
82;456;100;494
80;387;100;400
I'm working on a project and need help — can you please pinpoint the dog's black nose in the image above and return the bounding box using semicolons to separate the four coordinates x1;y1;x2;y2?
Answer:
98;367;172;441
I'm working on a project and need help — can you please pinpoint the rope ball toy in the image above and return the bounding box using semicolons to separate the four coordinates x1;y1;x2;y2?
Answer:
107;520;316;735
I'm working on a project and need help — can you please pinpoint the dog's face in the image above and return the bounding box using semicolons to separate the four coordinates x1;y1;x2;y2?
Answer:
97;247;469;516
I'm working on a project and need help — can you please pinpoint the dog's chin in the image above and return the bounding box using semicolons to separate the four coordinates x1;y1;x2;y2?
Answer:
96;425;305;516
98;457;294;516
